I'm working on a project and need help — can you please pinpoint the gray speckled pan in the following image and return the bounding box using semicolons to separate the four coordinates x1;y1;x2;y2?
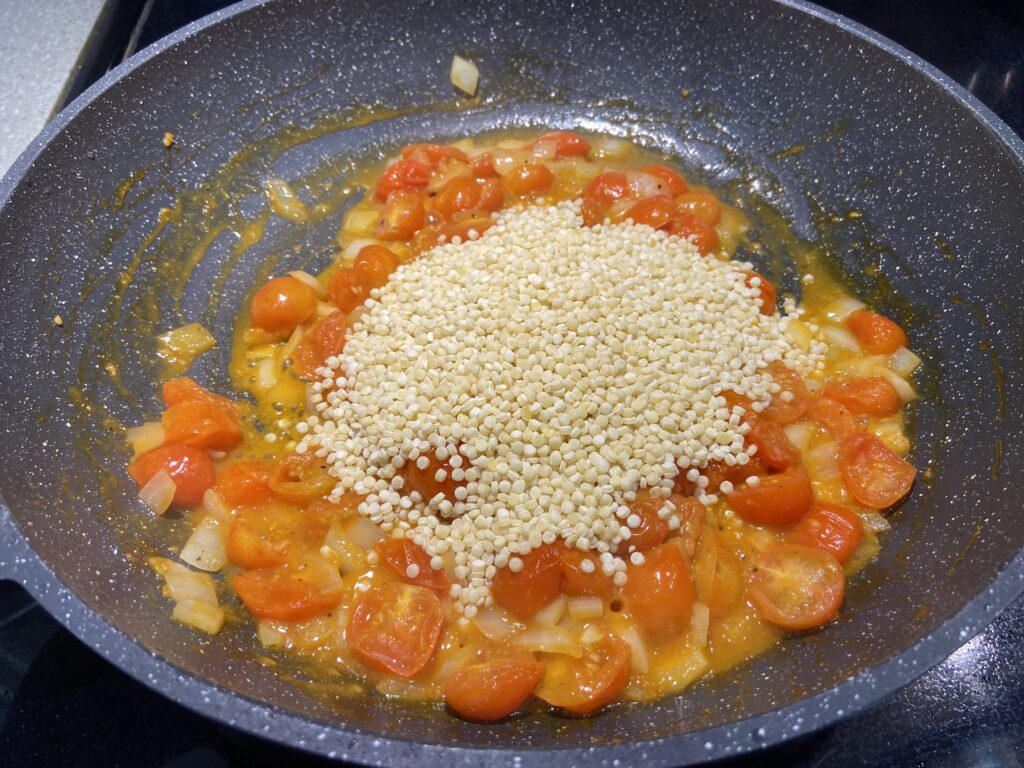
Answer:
0;0;1022;764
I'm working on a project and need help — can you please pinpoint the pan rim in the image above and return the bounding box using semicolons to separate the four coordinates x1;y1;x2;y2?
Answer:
0;0;1022;763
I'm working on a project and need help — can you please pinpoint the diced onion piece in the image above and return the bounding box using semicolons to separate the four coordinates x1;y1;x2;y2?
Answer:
860;511;892;533
822;296;867;323
890;346;922;378
180;515;228;572
625;170;662;199
651;648;709;695
315;300;337;318
434;644;478;683
530;140;557;161
265;178;309;223
157;322;216;368
341;237;381;261
834;354;888;378
279;324;304;364
588;136;630;160
346;516;386;550
173;599;225;634
257;620;286;648
783;319;814;352
617;623;650;674
580;623;604;644
126;421;165;457
288;270;326;300
845;532;882;574
343;210;379;238
871;418;911;455
511;625;582;658
450;54;479;96
324;520;366;573
376;676;433;700
427;161;470;192
255;357;278;391
567;596;604;620
805;440;840;481
472;607;519;641
149;557;218;605
139;470;176;515
202;489;232;522
782;422;813;453
490;150;520;177
533;595;567;625
690;602;710;647
879;367;918;403
820;324;862;354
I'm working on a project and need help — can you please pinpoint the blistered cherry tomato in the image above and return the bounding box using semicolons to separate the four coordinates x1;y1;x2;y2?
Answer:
347;582;444;677
750;543;845;631
250;276;317;335
727;466;813;526
846;310;908;354
502;163;555;196
491;543;562;621
443;658;544;721
353;244;400;290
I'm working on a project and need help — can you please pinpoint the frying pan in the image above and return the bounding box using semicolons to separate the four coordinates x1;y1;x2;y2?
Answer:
0;0;1022;764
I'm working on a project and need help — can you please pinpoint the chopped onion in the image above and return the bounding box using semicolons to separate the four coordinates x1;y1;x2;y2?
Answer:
265;178;309;222
315;300;336;318
157;322;216;368
820;324;862;354
341;237;380;261
202;489;232;522
138;470;176;515
625;170;662;199
835;354;888;378
782;422;813;453
890;346;922;378
533;595;566;625
845;533;882;574
530;140;557;161
783;319;814;351
180;515;228;572
324;520;366;573
567;596;604;620
342;210;379;238
149;557;218;605
879;367;918;403
426;161;470;192
805;441;840;481
860;511;892;533
580;623;604;644
256;357;278;391
126;421;165;457
346;516;386;550
617;624;650;674
512;626;582;658
588;136;631;160
288;270;326;299
257;620;286;648
490;150;520;176
434;645;478;683
172;599;224;634
473;607;519;640
822;296;866;323
690;602;710;648
279;325;304;365
376;677;433;700
450;54;479;96
871;418;910;455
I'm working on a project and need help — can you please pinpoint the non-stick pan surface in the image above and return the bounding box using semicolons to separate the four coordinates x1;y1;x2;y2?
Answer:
0;0;1022;764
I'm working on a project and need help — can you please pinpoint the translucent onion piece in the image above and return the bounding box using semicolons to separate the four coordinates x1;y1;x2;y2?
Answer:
265;178;309;222
890;346;922;378
288;270;326;299
580;623;604;645
690;602;711;648
450;54;479;96
472;607;519;641
651;648;709;695
149;557;218;605
860;511;892;533
173;599;225;634
820;324;862;354
202;489;232;522
256;357;278;391
180;515;228;572
625;170;662;198
126;421;165;457
782;422;813;453
426;161;470;192
834;354;888;379
617;624;650;673
587;136;631;160
512;625;582;658
879;367;918;403
567;596;604;620
491;150;520;177
530;140;557;161
341;237;380;261
434;645;478;683
822;296;867;323
138;470;176;515
342;210;379;239
783;319;814;352
346;516;386;550
533;595;567;625
805;441;840;481
257;620;286;648
157;322;216;372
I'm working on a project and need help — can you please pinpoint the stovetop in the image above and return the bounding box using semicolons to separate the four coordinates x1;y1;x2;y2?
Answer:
2;1;1022;766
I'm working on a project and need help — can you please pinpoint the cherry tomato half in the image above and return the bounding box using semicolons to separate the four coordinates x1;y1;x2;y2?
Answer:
846;310;908;354
536;634;631;715
625;543;696;635
761;361;810;424
744;270;777;316
375;537;450;593
838;431;916;509
161;399;242;451
128;444;215;508
502;163;555;196
233;566;342;623
669;212;719;254
292;310;347;379
353;244;400;290
617;489;670;553
375;158;431;202
327;267;370;313
534;131;591;158
727;466;813;526
346;582;444;677
491;543;562;621
250;276;317;335
560;548;613;600
750;543;845;631
789;502;864;565
641;165;688;197
215;459;274;508
443;658;544;721
820;376;901;417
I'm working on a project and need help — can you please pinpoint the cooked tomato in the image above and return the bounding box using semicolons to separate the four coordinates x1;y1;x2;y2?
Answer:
671;494;707;556
434;177;503;219
805;396;859;440
346;582;444;677
225;521;288;570
674;457;768;496
820;376;901;417
375;158;431;202
353;244;400;290
161;400;242;451
706;543;744;618
215;459;274;507
375;190;426;241
250;275;317;335
669;212;718;254
617;489;669;553
469;153;498;179
745;415;799;471
674;192;721;225
502;163;555;196
534;131;591;158
624;196;675;230
838;431;916;509
580;198;605;227
750;543;845;631
789;503;864;565
375;538;450;593
400;143;468;168
491;543;562;621
233;565;342;623
761;361;810;424
161;377;238;414
327;267;370;313
559;548;613;600
641;165;688;197
624;543;695;635
411;214;495;253
727;466;813;526
583;172;629;206
402;452;466;503
267;451;335;505
846;310;908;354
744;271;777;316
536;634;631;715
443;658;544;721
128;444;215;508
292;311;347;378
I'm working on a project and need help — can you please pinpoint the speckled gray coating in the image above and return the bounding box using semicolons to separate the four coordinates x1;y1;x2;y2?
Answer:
0;0;1021;764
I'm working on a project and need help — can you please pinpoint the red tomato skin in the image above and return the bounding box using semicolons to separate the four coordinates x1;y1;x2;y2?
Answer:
347;582;444;677
789;503;864;565
232;568;342;623
583;172;629;206
846;310;908;354
327;267;370;313
375;538;450;593
560;548;613;599
745;415;799;471
491;543;562;621
624;196;676;230
744;271;777;316
820;376;901;417
161;400;242;451
617;490;670;553
502;163;555;196
292;311;347;379
838;431;916;509
624;543;696;635
215;460;274;508
443;659;544;721
161;377;238;414
805;396;860;440
642;165;688;197
750;543;845;631
762;362;810;424
375;158;431;202
400;143;468;167
128;444;215;508
727;466;814;526
535;131;591;158
250;276;317;334
353;244;400;290
669;212;719;254
674;192;721;225
375;190;426;241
